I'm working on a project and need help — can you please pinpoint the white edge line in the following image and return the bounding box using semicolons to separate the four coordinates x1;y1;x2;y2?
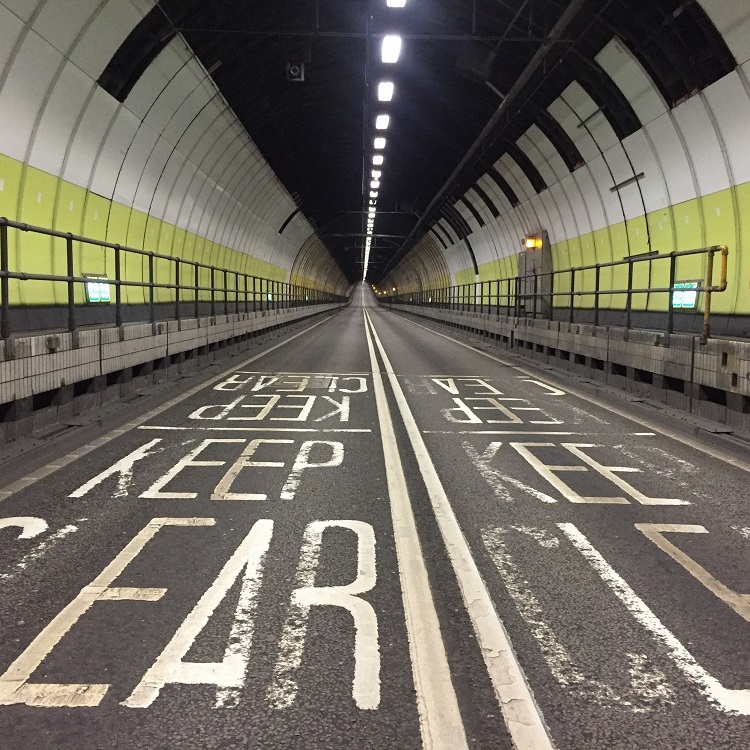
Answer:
0;313;341;502
136;426;372;433
365;309;555;750
363;310;469;750
393;312;750;474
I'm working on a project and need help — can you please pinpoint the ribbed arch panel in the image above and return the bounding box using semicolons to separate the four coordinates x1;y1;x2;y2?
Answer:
0;0;347;310
389;25;750;315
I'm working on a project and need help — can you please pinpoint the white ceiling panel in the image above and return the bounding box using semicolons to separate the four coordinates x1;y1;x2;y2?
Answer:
595;37;667;126
124;37;189;120
548;90;598;164
29;61;94;176
559;173;593;237
2;0;41;23
671;94;729;196
69;0;151;81
106;121;158;203
0;29;61;161
497;154;536;202
703;71;750;186
698;0;750;65
32;0;96;56
622;131;670;213
643;112;696;205
569;163;610;231
63;86;119;188
132;135;173;214
0;4;25;73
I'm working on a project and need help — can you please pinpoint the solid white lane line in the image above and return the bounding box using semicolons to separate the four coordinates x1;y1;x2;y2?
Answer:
393;313;750;474
365;310;554;750
137;426;371;433
558;522;750;715
0;313;341;503
363;312;469;750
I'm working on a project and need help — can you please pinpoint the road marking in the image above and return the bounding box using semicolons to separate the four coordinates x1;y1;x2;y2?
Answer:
0;517;48;540
0;312;341;503
124;519;273;709
365;310;553;750
69;439;163;498
558;522;750;714
268;520;379;711
212;439;292;501
481;527;673;712
137;426;371;432
394;314;750;474
732;526;750;542
511;442;686;505
363;312;470;749
519;379;566;396
0;518;214;707
279;441;344;501
635;524;750;624
422;430;575;435
462;442;557;504
0;523;80;583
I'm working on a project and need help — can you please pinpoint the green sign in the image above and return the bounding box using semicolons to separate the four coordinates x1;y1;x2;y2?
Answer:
86;278;111;303
671;281;699;310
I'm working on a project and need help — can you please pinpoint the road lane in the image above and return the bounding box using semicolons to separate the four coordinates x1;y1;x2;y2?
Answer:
366;300;750;749
2;285;750;749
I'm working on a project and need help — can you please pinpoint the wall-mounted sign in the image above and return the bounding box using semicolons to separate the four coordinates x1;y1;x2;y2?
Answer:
671;281;699;310
85;275;111;303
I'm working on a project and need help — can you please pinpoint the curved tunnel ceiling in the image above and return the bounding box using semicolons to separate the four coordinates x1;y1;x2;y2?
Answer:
98;0;735;283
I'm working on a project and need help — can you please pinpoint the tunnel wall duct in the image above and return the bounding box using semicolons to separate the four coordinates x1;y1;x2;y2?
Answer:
386;9;750;322
0;0;348;318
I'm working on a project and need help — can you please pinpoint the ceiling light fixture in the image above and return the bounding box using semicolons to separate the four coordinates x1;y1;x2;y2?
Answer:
375;114;390;130
372;170;382;179
381;35;402;63
378;81;394;101
373;154;384;165
387;0;407;6
374;137;386;149
370;191;378;197
371;180;380;189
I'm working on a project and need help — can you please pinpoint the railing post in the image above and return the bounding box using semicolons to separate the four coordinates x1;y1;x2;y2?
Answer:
252;276;257;312
532;272;538;319
1;220;10;339
194;263;200;320
114;244;123;328
667;252;676;335
66;234;76;333
594;264;600;327
626;259;633;331
210;266;216;318
548;270;554;322
569;269;575;324
174;258;181;322
223;269;229;316
235;271;240;316
148;251;155;325
244;274;249;315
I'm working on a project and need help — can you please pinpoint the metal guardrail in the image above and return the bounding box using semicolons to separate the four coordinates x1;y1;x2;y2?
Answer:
381;245;729;344
0;217;347;340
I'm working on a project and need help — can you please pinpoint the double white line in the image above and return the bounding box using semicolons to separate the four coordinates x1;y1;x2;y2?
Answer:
363;309;554;750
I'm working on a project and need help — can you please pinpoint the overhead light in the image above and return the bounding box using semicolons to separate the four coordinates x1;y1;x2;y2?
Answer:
372;170;382;179
387;0;407;6
371;180;380;189
375;114;390;130
369;212;376;218
370;191;378;197
373;154;384;165
381;35;402;63
378;81;394;101
374;137;386;149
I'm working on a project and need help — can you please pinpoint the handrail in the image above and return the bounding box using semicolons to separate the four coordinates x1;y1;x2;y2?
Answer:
379;245;729;343
0;217;348;340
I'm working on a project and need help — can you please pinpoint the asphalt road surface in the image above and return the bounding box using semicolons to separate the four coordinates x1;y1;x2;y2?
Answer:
1;285;749;749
